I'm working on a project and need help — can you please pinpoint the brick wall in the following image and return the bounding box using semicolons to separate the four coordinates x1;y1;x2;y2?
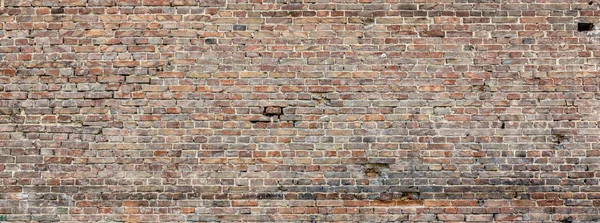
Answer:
1;0;600;222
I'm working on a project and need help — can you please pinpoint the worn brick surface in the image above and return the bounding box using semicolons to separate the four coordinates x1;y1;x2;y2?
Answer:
2;0;600;222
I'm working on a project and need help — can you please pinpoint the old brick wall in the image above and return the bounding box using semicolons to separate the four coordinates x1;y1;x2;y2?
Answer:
1;0;600;222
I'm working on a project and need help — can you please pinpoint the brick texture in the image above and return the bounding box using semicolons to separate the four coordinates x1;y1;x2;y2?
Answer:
1;0;600;222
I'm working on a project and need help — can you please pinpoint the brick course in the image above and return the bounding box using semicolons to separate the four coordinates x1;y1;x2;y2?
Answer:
1;0;600;222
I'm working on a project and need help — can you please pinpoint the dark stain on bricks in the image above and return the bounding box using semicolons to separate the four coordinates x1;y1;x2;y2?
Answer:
363;17;375;24
205;38;217;44
257;193;283;200
378;192;420;201
298;193;316;200
233;25;247;31
522;38;535;44
51;7;65;14
289;11;302;17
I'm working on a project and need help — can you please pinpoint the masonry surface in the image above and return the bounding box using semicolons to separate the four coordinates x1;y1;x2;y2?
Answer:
1;0;600;222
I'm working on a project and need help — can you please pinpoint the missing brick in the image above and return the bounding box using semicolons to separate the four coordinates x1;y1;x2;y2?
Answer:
578;23;594;32
250;106;285;124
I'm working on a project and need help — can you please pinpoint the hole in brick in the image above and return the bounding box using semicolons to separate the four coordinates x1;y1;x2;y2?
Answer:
560;216;573;223
552;133;566;144
578;23;594;32
249;120;271;124
204;38;217;45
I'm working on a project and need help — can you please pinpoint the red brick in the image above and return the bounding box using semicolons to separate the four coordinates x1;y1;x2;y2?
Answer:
3;2;600;222
128;45;156;52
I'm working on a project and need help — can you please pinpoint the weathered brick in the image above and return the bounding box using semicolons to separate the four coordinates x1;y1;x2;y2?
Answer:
1;2;599;222
126;76;150;83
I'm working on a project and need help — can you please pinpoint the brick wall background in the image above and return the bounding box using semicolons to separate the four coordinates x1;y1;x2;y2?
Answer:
1;0;600;222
